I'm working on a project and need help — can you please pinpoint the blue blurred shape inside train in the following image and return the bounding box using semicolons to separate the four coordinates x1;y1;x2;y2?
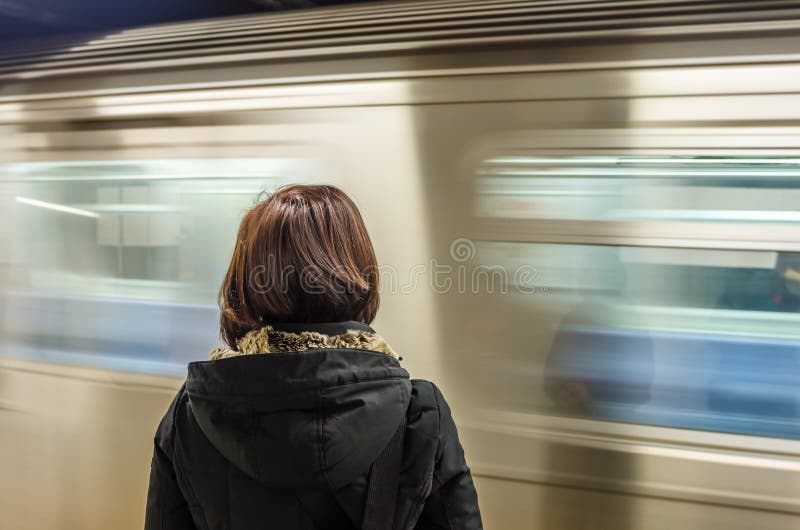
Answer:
472;156;800;439
1;0;800;529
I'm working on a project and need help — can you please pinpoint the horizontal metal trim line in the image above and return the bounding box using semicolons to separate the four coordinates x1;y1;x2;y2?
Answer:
0;4;795;71
471;232;800;252
1;18;798;81
471;465;800;515
476;149;800;155
0;357;182;392
4;53;800;104
6;88;800;121
6;95;800;128
484;156;800;165
0;172;294;182
23;0;781;58
470;409;800;455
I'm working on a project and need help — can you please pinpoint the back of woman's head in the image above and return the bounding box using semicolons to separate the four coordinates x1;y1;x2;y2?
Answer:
219;184;380;348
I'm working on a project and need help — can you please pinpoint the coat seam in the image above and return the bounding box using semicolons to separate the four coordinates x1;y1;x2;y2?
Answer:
158;452;168;530
318;385;336;492
226;461;232;530
395;379;411;530
430;382;454;529
172;389;211;530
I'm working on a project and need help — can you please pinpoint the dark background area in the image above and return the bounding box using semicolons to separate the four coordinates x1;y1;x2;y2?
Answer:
0;0;374;43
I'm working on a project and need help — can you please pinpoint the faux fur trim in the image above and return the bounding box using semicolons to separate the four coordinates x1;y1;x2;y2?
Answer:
210;326;398;360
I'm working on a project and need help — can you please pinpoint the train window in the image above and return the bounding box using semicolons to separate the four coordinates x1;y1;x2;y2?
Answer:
0;158;331;375
477;155;800;222
469;155;800;439
475;155;800;250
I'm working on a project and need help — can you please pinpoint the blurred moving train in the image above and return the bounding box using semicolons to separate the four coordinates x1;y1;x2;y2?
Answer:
1;1;800;528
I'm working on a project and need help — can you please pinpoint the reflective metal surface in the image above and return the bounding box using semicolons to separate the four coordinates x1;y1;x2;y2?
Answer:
2;1;800;528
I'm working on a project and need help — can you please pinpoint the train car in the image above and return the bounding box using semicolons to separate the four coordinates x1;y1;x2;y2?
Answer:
1;1;799;528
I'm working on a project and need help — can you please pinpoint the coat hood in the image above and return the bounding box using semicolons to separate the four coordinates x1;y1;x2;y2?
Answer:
185;321;411;490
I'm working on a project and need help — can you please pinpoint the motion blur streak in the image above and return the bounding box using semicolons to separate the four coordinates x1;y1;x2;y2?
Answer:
15;196;101;218
1;1;800;529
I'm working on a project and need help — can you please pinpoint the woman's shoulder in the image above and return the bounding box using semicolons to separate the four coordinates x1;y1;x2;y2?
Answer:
409;378;441;408
153;382;190;452
408;379;457;438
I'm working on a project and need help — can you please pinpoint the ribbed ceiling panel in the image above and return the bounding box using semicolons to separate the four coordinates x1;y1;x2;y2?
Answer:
1;0;797;78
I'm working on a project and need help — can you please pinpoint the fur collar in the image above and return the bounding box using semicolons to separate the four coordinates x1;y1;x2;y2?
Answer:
210;324;398;360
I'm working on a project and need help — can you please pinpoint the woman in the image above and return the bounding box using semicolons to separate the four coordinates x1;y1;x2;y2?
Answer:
144;185;482;530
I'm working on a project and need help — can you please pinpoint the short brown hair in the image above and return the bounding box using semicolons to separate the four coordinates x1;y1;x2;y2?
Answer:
219;184;380;348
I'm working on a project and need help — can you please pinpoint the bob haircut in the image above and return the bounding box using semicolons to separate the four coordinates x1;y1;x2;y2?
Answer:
219;184;380;349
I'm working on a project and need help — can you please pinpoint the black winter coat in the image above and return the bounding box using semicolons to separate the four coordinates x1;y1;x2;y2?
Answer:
144;321;482;530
